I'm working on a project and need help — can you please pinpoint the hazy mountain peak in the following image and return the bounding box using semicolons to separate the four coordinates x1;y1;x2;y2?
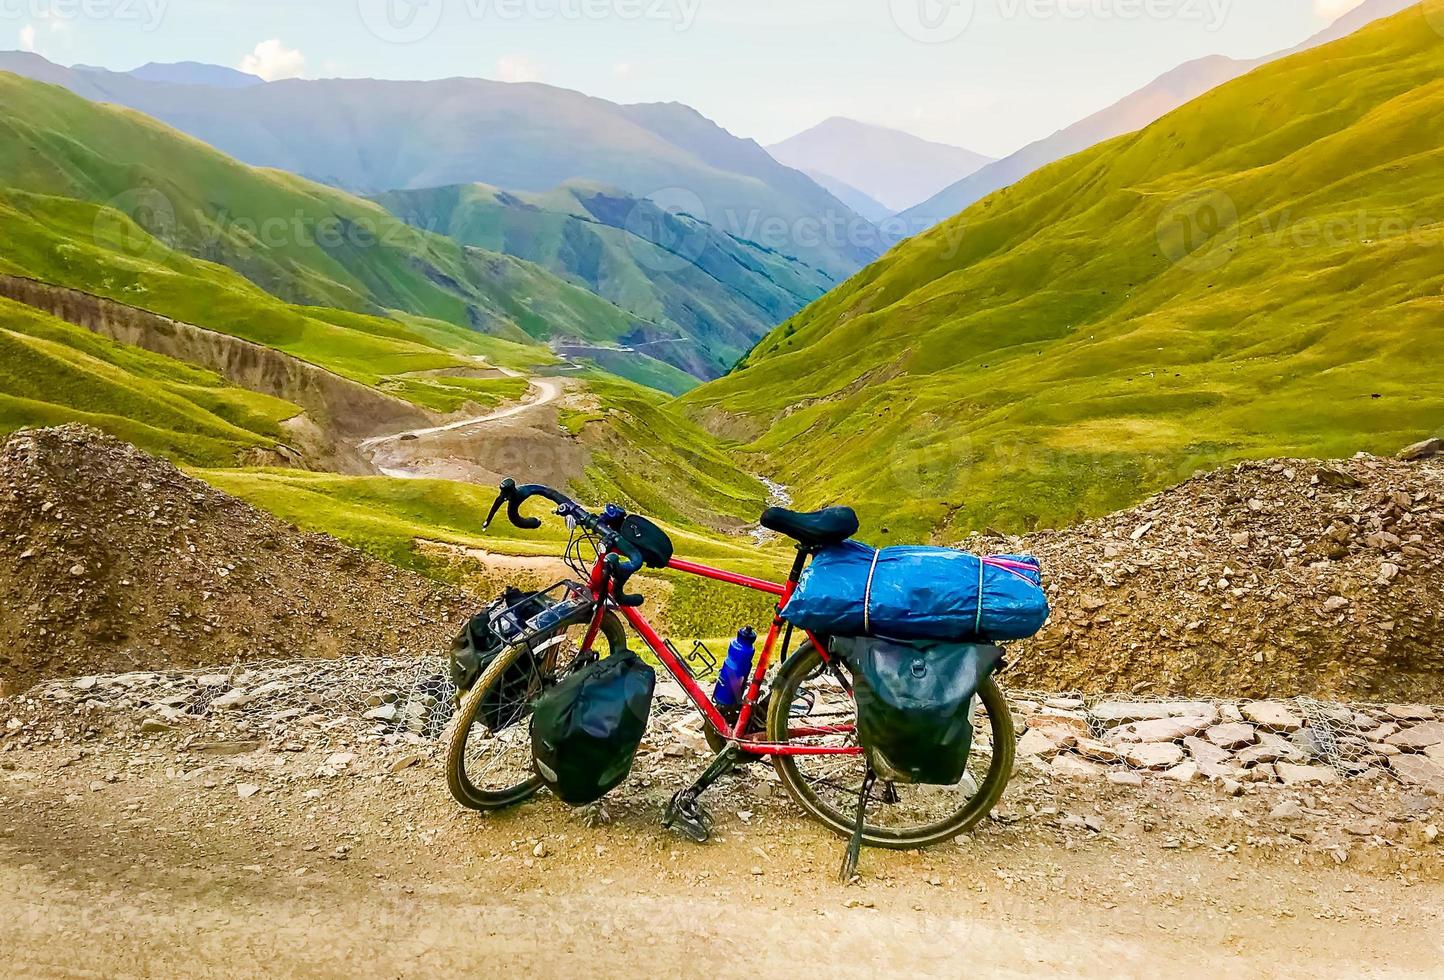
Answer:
767;117;994;215
127;61;265;88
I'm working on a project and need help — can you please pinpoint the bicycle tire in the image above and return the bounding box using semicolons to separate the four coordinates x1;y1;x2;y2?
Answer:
767;641;1015;849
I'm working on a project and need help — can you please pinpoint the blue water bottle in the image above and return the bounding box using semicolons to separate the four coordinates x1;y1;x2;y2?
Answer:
712;626;758;708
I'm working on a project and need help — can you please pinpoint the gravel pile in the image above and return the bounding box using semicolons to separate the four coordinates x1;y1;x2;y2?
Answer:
966;444;1444;702
0;425;473;692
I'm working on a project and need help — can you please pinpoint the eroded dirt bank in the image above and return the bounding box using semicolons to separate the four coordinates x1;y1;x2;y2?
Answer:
0;274;433;470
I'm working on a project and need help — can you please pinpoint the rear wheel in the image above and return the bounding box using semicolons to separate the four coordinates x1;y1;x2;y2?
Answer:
445;612;627;811
767;642;1015;849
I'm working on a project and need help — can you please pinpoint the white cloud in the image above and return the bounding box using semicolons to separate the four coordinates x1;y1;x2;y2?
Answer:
239;39;307;82
1313;0;1364;20
495;54;540;84
612;62;635;81
18;24;36;52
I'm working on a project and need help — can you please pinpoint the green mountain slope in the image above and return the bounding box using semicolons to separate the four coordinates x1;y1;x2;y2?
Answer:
374;181;834;380
0;71;696;392
684;6;1444;538
0;295;297;466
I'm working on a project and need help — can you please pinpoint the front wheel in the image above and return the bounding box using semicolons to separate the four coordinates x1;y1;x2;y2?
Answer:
767;642;1015;849
445;612;627;811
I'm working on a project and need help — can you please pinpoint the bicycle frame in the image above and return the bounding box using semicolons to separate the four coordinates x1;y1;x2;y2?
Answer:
577;549;860;758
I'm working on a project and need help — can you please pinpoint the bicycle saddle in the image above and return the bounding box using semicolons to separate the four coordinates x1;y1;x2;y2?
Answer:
759;506;859;547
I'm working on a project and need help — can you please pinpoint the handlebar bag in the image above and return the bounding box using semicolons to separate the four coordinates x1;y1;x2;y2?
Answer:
530;649;656;806
783;540;1048;642
833;636;1002;785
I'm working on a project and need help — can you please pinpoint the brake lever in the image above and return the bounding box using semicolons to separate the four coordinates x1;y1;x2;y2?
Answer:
482;492;507;531
605;553;646;608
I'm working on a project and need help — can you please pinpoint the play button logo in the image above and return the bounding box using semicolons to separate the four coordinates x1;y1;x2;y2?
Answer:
358;0;445;44
889;0;975;43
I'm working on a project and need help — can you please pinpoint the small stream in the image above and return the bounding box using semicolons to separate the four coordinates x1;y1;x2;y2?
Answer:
750;476;794;546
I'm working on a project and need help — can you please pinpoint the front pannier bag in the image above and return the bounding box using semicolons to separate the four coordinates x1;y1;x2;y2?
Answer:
530;650;656;805
833;636;1002;785
782;540;1049;642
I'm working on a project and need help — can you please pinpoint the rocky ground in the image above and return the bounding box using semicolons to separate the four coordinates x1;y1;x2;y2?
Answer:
1;663;1440;977
0;426;472;693
965;443;1444;701
3;425;1443;974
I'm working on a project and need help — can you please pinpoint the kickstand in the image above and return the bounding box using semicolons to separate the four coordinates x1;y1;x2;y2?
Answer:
839;767;877;884
663;742;739;844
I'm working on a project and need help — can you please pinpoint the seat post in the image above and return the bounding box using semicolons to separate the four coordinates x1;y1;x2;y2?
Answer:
787;544;810;585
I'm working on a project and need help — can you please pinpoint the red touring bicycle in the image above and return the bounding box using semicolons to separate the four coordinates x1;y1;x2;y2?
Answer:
444;481;1015;849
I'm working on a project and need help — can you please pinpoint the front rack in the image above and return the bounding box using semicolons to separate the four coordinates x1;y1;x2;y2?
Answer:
487;579;596;650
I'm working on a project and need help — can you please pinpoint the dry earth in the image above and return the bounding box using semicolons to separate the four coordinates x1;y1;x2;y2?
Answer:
966;447;1444;701
0;426;470;692
0;704;1440;979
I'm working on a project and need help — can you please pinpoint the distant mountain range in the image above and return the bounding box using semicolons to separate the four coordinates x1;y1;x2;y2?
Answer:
767;117;993;216
896;0;1421;234
0;54;879;279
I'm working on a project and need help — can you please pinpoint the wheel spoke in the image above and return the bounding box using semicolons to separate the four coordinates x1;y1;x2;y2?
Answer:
770;646;1013;842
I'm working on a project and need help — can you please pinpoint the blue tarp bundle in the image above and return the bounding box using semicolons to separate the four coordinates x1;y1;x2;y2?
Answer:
781;540;1049;642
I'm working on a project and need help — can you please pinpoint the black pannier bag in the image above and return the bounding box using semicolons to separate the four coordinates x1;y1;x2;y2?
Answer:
450;587;573;732
530;650;656;805
832;636;1002;786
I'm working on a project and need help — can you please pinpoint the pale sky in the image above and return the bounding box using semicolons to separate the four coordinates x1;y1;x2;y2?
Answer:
8;0;1366;157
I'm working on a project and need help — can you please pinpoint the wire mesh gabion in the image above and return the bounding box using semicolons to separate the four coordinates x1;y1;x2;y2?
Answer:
9;658;1442;791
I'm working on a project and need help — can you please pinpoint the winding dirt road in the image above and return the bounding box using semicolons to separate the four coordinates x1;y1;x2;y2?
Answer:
355;368;568;481
358;376;560;452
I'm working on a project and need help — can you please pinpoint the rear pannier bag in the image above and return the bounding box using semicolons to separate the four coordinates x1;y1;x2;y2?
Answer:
530;650;656;806
783;540;1049;642
833;636;1002;785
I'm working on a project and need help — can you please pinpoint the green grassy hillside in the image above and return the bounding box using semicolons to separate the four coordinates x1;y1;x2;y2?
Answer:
684;6;1444;539
0;72;697;392
0;296;298;465
0;187;549;394
0;56;880;280
374;181;833;380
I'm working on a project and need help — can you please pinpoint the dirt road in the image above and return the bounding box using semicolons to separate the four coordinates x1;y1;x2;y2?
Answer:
1;736;1438;978
358;377;561;451
356;372;580;486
